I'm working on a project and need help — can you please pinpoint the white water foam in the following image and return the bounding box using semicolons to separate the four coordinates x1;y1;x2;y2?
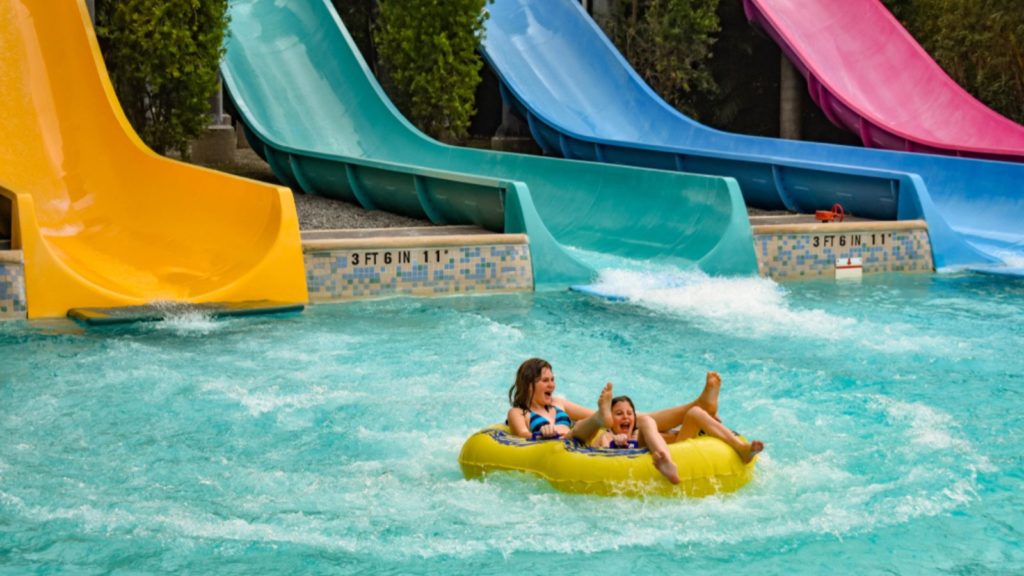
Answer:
200;379;366;417
922;297;1022;319
155;308;220;335
582;267;958;354
869;395;994;472
0;435;982;561
0;493;364;553
462;313;524;343
996;251;1024;269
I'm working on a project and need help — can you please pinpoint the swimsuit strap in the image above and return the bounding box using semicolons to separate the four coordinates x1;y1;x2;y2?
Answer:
528;410;549;433
528;405;574;433
553;405;572;427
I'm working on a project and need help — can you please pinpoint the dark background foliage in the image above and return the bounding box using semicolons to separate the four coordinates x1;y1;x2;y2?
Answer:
95;0;229;158
372;0;492;142
96;0;1024;155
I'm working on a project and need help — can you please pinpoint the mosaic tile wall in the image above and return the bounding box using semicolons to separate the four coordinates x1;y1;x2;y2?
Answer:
0;254;27;319
754;227;934;281
305;242;533;302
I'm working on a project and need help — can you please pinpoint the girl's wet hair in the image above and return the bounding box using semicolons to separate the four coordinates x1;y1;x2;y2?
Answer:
509;358;551;411
611;395;637;432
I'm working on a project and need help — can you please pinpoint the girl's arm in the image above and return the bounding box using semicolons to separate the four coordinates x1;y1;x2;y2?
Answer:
506;407;532;438
557;397;594;422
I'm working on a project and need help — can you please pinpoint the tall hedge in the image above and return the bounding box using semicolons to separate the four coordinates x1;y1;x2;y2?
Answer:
374;0;491;142
95;0;229;158
600;0;720;119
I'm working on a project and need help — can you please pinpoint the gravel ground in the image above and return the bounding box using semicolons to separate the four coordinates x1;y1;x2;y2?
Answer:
193;147;430;230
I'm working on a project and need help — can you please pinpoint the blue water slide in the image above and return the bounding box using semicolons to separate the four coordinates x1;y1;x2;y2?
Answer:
480;0;1024;273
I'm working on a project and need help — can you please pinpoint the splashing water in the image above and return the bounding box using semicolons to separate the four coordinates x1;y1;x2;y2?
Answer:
0;272;1021;573
155;309;220;335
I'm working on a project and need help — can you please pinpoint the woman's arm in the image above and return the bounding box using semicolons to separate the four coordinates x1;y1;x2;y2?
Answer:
511;406;570;439
507;407;532;438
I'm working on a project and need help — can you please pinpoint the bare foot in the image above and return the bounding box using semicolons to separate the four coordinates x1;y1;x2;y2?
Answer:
598;382;613;427
652;449;680;484
739;440;764;464
698;371;721;418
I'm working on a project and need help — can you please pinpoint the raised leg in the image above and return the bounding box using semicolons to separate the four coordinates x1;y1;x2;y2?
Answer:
673;406;763;463
645;371;721;431
696;371;721;418
569;382;613;443
636;414;679;484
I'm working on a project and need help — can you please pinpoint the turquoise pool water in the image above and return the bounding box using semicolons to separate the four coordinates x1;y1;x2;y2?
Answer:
1;270;1022;574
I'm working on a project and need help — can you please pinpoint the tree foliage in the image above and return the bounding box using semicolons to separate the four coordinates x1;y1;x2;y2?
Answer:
95;0;229;158
693;0;776;135
600;0;720;118
374;0;491;142
883;0;1024;124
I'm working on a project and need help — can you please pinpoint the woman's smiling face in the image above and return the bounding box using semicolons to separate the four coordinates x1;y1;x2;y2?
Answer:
610;399;635;434
530;367;556;407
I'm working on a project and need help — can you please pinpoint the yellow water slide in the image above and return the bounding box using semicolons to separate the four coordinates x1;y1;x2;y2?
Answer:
0;0;307;319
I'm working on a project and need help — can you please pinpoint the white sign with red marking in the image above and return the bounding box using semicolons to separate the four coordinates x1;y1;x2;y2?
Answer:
835;257;863;280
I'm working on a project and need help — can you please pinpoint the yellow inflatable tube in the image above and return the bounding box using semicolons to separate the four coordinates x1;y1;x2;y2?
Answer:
459;425;756;497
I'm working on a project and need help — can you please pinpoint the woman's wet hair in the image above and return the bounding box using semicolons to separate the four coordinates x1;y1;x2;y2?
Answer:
509;358;552;411
611;395;637;432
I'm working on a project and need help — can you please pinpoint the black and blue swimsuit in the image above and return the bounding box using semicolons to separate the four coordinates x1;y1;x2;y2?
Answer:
529;405;572;434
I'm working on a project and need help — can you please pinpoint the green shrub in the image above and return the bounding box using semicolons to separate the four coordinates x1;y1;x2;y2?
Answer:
95;0;229;158
374;0;491;142
600;0;720;118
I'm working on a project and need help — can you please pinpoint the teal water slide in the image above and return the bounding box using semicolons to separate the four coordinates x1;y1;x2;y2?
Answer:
219;0;757;286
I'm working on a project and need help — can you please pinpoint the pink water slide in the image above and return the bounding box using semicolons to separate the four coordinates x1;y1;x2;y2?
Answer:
744;0;1024;163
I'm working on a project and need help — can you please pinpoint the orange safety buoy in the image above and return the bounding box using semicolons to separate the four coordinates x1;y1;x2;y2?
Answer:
815;203;846;222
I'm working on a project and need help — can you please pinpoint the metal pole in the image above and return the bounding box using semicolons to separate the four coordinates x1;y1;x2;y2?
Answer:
209;77;229;126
